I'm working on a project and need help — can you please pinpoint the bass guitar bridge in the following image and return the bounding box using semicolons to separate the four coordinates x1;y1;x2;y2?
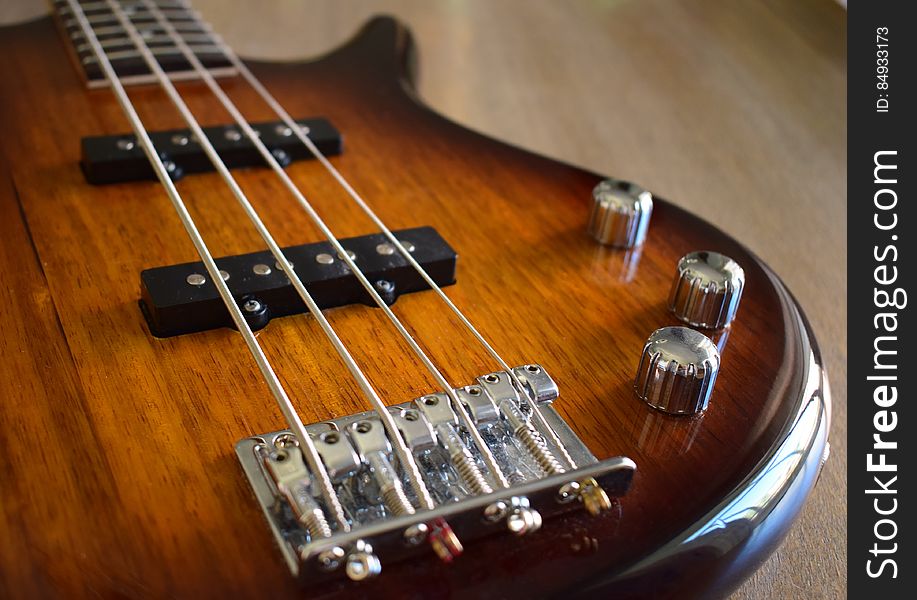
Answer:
236;365;636;583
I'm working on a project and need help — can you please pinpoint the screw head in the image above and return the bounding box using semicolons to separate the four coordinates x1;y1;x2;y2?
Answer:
271;148;291;167
274;124;293;137
398;240;416;253
483;500;509;523
171;134;190;146
506;507;542;536
403;523;429;546
580;478;613;516
252;263;271;276
375;280;395;293
243;299;262;313
316;546;345;571
557;481;581;503
376;243;395;256
116;138;135;151
345;550;381;581
315;253;334;265
224;128;242;142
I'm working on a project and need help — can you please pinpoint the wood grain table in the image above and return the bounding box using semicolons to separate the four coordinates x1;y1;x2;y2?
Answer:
0;0;848;597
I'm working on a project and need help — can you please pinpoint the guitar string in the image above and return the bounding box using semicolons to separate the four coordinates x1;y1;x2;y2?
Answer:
174;0;578;470
64;0;352;531
99;0;439;511
139;0;512;489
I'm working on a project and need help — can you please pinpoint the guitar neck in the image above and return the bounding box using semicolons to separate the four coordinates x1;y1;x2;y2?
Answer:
51;0;236;87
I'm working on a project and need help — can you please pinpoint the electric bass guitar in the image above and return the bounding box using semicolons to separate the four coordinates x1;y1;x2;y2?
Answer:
0;1;830;598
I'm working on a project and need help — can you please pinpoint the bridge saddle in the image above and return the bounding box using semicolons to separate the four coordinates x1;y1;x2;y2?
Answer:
236;365;636;583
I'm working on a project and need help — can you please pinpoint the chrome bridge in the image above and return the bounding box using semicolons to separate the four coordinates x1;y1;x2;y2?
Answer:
236;365;636;582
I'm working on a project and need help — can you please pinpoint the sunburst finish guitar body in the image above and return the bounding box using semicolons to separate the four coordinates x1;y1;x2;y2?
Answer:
0;3;829;598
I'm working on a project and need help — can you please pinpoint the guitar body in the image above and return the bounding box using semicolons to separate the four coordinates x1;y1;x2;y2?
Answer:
0;15;828;599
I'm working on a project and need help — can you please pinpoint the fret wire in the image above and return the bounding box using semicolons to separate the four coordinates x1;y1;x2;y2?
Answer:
63;9;193;26
181;2;579;469
56;0;185;11
142;0;514;490
104;0;439;510
75;33;216;53
67;22;211;37
84;67;238;89
64;0;351;531
80;45;225;65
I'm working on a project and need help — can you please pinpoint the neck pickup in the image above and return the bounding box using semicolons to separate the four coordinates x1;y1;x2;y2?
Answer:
81;117;343;185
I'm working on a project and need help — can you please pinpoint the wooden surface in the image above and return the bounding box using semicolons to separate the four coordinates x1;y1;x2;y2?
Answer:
0;0;846;597
196;1;848;597
191;1;847;597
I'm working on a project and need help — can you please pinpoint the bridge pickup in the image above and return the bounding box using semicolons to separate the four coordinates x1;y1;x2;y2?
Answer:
139;227;456;338
80;117;342;184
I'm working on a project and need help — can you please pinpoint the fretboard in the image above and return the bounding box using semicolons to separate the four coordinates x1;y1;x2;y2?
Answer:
52;0;236;88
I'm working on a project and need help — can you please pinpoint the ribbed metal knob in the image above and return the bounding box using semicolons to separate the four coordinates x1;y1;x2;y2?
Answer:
587;178;653;248
635;326;720;415
669;251;745;329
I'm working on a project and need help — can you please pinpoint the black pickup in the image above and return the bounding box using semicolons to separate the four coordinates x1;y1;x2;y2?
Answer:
81;117;342;184
140;227;457;338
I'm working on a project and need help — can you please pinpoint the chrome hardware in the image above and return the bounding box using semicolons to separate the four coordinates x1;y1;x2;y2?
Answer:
635;326;721;415
311;426;360;482
503;496;543;535
316;546;345;571
512;364;559;405
455;385;499;424
390;407;436;451
186;273;205;286
258;440;333;542
501;399;566;475
403;522;429;546
478;371;566;476
587;178;653;248
669;251;745;329
350;419;416;517
345;539;382;581
415;393;494;496
578;477;613;516
237;365;636;584
242;299;262;314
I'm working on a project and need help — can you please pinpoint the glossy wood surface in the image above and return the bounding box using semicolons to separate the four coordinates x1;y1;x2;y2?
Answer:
0;13;828;599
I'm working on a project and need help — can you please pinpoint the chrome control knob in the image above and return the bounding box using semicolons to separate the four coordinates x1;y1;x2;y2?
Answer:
668;251;745;329
587;178;653;248
635;326;720;415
